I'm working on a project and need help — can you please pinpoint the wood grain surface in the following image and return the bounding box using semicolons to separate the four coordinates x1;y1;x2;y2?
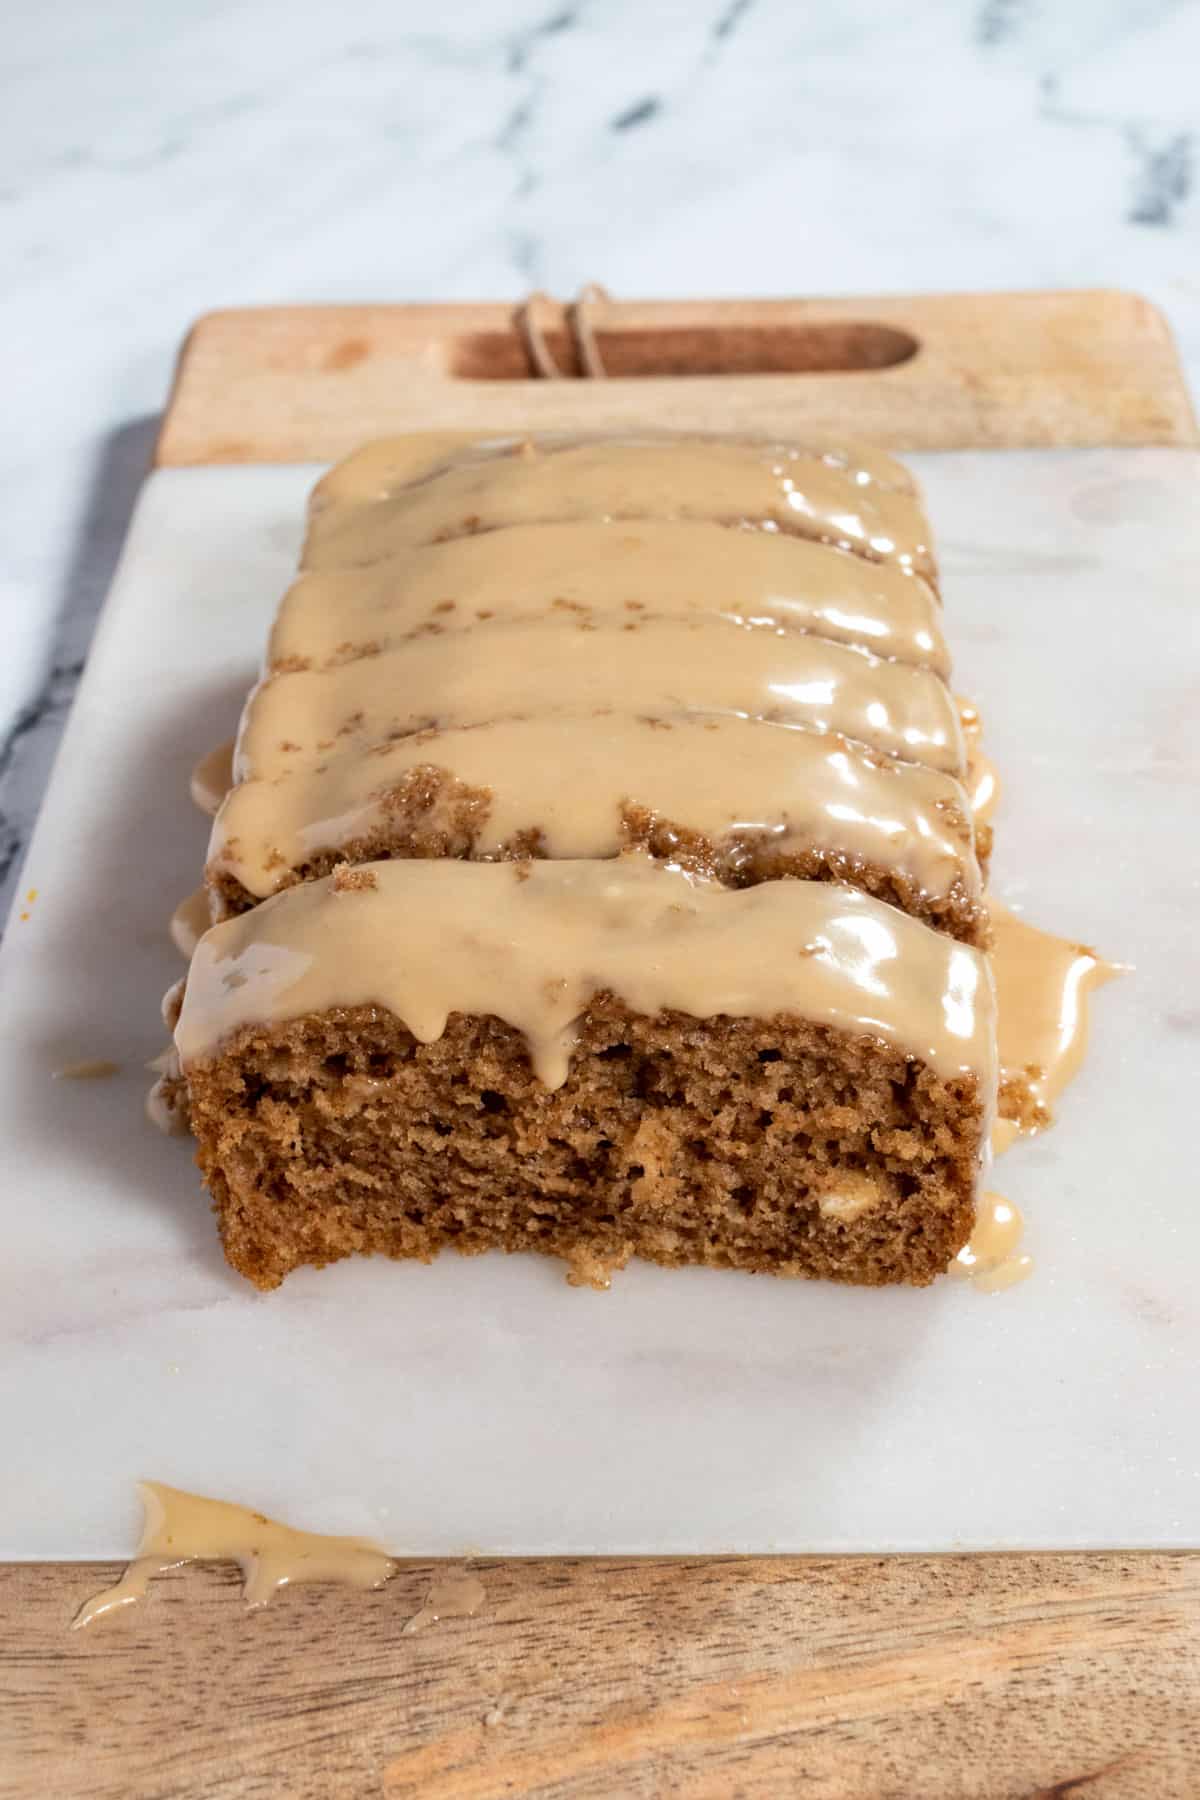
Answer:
3;1553;1199;1798
5;291;1198;1800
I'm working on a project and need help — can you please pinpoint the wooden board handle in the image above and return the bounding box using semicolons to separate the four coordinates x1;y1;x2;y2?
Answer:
457;305;919;381
156;289;1196;464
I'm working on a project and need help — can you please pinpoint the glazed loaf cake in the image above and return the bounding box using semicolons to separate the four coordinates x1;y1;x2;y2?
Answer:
206;435;987;944
179;433;997;1289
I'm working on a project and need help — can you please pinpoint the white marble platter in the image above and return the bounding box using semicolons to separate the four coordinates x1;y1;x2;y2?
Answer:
0;448;1197;1560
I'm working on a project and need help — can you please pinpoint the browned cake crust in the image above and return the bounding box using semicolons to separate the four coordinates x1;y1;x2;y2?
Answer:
186;998;984;1293
208;766;991;946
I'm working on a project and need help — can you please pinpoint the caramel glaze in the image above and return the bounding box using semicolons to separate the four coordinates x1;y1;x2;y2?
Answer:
74;1483;396;1627
269;520;948;674
234;621;967;784
989;898;1122;1145
313;432;921;506
967;752;1001;825
208;715;982;927
959;704;1119;1158
957;697;1001;826
305;436;936;581
403;1573;487;1635
951;1192;1033;1291
190;740;235;817
176;857;997;1101
170;888;212;959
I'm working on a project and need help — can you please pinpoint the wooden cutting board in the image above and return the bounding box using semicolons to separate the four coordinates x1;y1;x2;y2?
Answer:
157;288;1196;462
4;291;1198;1800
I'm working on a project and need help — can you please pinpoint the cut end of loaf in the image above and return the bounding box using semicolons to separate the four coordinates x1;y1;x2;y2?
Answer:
186;1000;984;1292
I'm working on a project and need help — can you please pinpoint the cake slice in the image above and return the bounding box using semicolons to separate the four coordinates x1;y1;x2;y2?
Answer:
304;435;936;579
207;714;986;943
267;520;948;674
176;858;996;1291
233;622;966;780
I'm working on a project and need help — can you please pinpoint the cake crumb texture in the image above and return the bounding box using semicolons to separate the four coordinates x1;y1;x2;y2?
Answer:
187;1001;983;1292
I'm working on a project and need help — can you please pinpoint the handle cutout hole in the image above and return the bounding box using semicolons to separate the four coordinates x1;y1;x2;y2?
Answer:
449;321;918;381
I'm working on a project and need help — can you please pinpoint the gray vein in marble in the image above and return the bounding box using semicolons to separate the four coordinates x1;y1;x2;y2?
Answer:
0;659;85;892
1039;73;1196;234
1128;130;1193;227
610;96;662;133
976;0;1028;46
496;7;580;281
711;0;756;44
506;5;577;73
0;417;157;924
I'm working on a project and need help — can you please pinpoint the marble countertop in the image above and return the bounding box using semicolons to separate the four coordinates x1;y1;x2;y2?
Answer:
3;0;1197;921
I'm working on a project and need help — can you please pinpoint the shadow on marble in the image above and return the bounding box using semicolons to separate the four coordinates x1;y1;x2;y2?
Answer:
15;663;251;1288
63;416;163;641
0;416;165;919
